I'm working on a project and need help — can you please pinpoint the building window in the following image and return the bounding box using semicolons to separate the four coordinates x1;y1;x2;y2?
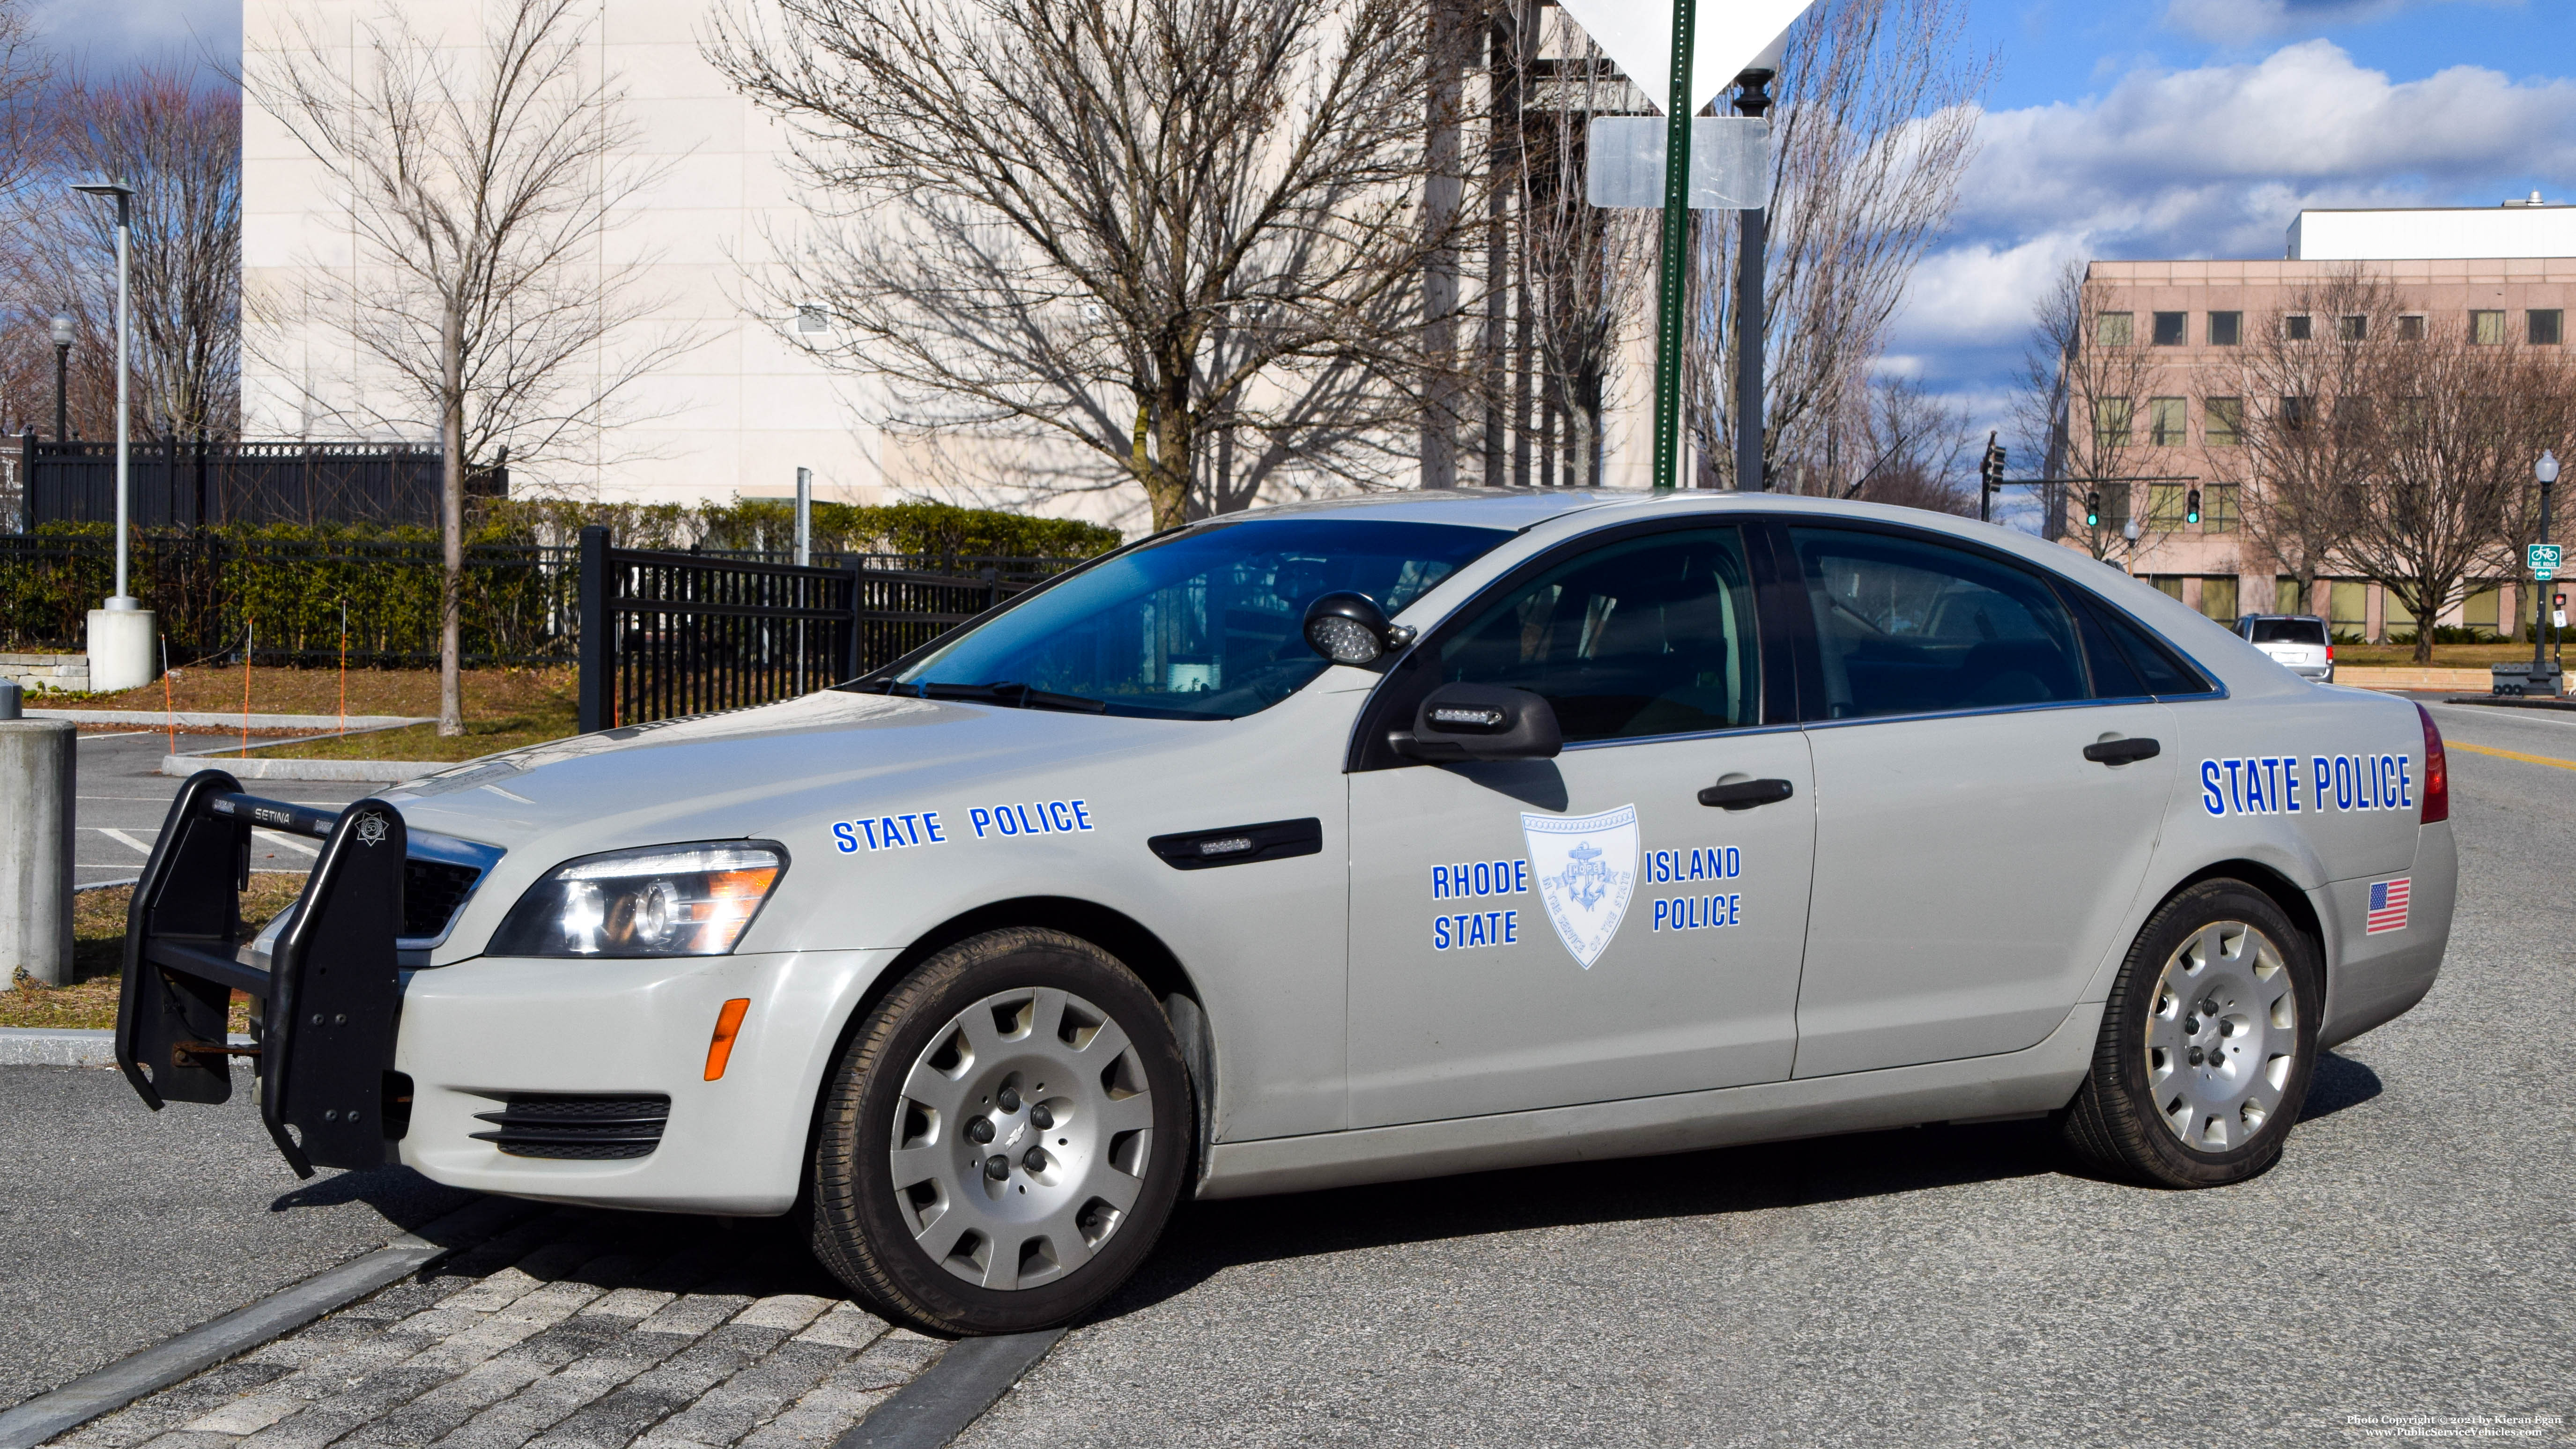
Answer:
2534;310;2566;346
2329;581;2367;635
2397;314;2426;340
2148;397;2187;445
2279;396;2314;432
2203;484;2240;534
2097;312;2135;347
2276;577;2307;615
2199;576;2239;622
795;305;830;334
2206;397;2244;445
2093;397;2133;449
2147;482;2187;531
2208;311;2243;346
2464;585;2503;634
2152;311;2187;346
2338;314;2368;341
2385;589;2418;635
2284;314;2313;341
2150;576;2185;603
2094;481;2132;530
2472;310;2507;345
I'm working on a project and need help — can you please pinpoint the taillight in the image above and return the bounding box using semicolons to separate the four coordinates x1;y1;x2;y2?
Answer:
2326;644;2335;662
2415;702;2448;824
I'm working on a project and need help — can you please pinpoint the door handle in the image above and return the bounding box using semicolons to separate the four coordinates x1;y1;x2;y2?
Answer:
2082;738;2162;766
1697;778;1795;810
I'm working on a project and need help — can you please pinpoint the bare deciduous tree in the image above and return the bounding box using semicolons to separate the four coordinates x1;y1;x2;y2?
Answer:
2216;267;2393;622
2337;315;2576;662
247;0;693;734
1832;373;1973;513
2014;262;2162;564
1685;0;1986;491
710;0;1471;532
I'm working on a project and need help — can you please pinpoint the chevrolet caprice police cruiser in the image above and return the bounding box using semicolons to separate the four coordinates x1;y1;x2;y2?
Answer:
116;490;2454;1335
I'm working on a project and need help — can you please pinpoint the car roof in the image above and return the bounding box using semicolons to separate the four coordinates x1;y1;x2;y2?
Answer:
1197;488;1634;532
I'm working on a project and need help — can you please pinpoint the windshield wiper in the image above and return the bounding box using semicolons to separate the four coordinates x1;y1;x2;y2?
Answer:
904;680;1109;714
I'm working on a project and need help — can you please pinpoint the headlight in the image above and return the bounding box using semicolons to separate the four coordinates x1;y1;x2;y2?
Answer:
490;842;786;958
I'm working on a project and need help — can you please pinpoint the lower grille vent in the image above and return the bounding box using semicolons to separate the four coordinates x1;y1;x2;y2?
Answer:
471;1094;670;1160
403;858;484;939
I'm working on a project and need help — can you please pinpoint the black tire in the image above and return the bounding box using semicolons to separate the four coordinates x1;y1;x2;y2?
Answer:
2062;879;2322;1189
809;927;1193;1334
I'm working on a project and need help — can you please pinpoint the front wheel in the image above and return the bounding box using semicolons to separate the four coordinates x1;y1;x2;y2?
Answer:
2062;880;2322;1188
808;928;1193;1334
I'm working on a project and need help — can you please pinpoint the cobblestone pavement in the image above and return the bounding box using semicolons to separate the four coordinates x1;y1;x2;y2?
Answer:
50;1207;945;1449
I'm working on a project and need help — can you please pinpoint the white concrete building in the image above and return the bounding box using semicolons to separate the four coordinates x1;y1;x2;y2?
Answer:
240;0;883;510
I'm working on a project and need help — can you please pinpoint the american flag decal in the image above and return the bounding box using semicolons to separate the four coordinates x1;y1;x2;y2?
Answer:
2366;878;2411;935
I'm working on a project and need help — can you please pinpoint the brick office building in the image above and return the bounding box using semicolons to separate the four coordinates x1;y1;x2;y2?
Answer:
2050;200;2576;640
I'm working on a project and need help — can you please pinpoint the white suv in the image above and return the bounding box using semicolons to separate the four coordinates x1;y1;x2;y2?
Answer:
2236;613;2335;683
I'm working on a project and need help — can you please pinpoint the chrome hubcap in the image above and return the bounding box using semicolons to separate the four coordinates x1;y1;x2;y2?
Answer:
2144;921;2297;1153
888;987;1155;1290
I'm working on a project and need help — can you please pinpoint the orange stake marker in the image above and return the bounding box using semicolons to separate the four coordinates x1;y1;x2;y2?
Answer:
241;621;253;755
703;998;752;1081
161;636;175;754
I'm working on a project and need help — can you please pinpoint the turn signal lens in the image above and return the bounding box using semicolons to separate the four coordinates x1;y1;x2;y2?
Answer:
2415;703;2448;824
704;998;751;1081
491;842;787;957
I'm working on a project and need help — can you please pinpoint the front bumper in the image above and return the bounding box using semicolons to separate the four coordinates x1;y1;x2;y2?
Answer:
396;945;901;1215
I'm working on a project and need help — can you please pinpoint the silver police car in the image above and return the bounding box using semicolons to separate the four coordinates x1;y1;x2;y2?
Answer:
118;490;2453;1336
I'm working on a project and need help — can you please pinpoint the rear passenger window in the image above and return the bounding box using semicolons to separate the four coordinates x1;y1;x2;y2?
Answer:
1786;528;2090;720
2085;599;2219;697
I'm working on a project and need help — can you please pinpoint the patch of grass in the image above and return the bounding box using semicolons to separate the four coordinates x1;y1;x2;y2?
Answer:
2334;643;2567;668
1;875;308;1032
41;664;576;722
252;702;579;762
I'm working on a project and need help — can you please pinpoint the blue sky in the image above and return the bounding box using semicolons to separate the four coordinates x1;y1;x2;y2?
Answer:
32;0;2576;495
1896;0;2576;446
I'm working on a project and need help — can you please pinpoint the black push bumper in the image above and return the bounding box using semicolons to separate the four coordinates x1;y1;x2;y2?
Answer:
115;769;410;1179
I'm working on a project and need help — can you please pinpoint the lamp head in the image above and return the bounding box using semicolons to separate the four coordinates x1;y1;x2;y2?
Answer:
49;315;72;347
69;178;134;199
2542;450;2562;487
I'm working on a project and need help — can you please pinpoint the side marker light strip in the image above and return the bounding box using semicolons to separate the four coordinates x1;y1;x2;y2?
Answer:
704;998;751;1081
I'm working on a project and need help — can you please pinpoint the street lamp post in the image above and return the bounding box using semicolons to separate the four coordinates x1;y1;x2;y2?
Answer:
71;177;155;693
49;314;71;443
2539;449;2562;679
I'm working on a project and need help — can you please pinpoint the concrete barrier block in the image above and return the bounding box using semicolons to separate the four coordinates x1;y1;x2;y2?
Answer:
0;720;76;988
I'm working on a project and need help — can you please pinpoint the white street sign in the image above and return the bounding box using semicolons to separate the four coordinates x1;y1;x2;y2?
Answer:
1551;0;1818;117
1586;117;1772;208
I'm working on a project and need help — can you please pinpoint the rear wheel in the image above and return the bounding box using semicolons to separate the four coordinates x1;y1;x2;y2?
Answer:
809;928;1192;1334
2063;880;2321;1188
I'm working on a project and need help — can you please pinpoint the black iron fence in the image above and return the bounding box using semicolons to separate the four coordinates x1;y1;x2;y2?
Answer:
576;527;1070;729
17;437;506;530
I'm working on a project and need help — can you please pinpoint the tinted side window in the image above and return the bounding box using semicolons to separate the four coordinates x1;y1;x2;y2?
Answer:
1438;528;1760;743
2083;596;2220;696
1786;527;2089;720
2251;618;2328;645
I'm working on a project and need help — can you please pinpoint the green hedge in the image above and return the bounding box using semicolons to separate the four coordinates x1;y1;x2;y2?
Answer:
1;502;1116;664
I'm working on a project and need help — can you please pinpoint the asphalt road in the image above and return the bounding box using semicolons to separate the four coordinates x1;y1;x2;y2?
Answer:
69;732;378;887
0;1065;474;1412
955;697;2576;1448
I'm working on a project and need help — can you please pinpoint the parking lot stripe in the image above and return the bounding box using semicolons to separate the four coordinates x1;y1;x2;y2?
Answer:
2448;740;2576;772
255;827;322;857
833;1327;1063;1449
95;828;156;857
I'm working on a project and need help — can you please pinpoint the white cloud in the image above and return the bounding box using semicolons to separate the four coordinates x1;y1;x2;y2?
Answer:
26;0;236;72
1961;40;2576;260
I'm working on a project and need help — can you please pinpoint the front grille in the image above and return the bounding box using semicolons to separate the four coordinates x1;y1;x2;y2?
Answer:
404;858;483;939
471;1094;670;1160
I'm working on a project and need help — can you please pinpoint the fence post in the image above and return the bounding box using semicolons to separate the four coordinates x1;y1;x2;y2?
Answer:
578;525;610;733
840;556;865;681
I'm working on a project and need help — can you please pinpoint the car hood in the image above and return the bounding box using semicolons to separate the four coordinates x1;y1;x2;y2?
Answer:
379;690;1184;857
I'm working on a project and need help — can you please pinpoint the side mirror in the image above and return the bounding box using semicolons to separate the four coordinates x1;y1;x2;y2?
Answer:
1390;682;1562;761
1303;591;1416;666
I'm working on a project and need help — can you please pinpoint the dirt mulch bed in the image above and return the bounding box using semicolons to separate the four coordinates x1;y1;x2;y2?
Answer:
2;875;307;1033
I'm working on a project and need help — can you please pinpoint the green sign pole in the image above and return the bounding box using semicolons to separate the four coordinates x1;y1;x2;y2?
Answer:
1649;0;1697;492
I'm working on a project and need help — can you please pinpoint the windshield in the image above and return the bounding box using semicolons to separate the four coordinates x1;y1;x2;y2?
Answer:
879;517;1513;719
2250;618;2328;645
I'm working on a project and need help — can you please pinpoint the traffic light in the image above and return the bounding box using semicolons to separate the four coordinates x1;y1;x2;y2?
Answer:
2085;491;2101;527
2186;488;2202;525
1981;441;2006;488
